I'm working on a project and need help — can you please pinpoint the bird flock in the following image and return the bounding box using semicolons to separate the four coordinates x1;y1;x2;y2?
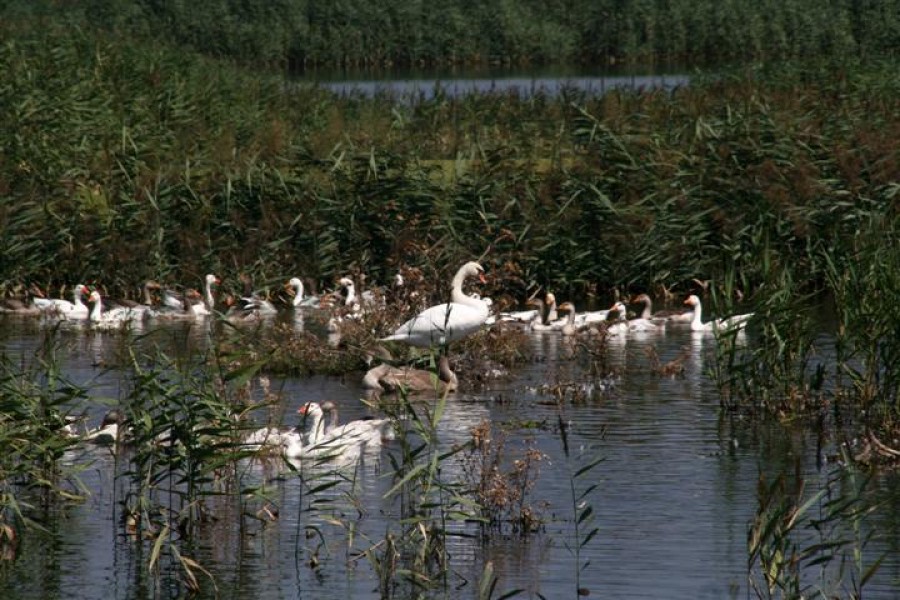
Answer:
3;260;754;463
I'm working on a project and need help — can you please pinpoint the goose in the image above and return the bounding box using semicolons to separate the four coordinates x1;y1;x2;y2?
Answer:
529;293;560;330
318;401;394;444
151;289;207;319
243;426;293;452
34;284;90;319
162;287;186;310
174;274;219;317
226;274;279;321
104;281;162;320
285;402;387;460
285;277;320;308
632;293;692;324
608;299;666;332
603;302;631;336
379;261;491;347
107;280;161;310
84;409;127;445
556;302;580;336
363;354;458;394
0;283;44;315
87;290;149;329
496;292;541;324
683;294;753;333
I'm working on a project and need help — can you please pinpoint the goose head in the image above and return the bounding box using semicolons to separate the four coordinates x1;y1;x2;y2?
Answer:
684;295;701;308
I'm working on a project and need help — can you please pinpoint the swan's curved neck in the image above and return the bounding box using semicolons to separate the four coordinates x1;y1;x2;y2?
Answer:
438;356;458;387
73;287;86;307
363;365;389;391
449;270;488;312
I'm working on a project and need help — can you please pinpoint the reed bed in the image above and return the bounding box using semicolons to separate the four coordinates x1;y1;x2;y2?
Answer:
9;0;899;68
1;18;899;598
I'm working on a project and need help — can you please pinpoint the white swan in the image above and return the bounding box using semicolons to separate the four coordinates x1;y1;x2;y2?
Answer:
379;261;491;347
683;294;753;333
34;284;89;319
87;290;147;329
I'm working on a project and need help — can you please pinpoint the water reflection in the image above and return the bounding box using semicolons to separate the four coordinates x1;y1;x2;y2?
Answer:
0;314;898;598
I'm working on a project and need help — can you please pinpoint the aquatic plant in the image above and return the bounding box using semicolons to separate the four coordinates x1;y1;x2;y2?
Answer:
747;460;886;599
557;412;603;598
0;331;88;560
461;419;547;534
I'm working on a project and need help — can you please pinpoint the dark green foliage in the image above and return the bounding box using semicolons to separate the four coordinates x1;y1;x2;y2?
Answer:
7;0;900;68
1;23;899;307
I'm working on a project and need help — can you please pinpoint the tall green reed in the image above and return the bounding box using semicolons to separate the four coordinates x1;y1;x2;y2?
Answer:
0;330;88;559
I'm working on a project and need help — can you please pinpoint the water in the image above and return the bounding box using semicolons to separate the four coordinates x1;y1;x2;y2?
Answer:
295;64;689;99
1;313;899;599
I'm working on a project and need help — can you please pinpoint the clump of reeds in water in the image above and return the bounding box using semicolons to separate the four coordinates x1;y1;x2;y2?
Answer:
461;419;547;534
0;333;88;562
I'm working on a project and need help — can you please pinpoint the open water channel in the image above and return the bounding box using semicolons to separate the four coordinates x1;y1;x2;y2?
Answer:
1;307;898;599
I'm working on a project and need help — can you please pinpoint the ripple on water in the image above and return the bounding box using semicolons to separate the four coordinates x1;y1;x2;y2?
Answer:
1;316;898;598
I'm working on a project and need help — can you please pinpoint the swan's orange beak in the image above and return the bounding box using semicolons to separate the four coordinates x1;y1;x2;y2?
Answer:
297;404;309;415
478;273;486;284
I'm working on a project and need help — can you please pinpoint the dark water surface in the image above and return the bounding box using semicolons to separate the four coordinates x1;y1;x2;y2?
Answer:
1;313;898;599
297;64;689;98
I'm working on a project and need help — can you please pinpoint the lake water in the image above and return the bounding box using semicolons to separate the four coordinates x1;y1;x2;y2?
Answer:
296;65;690;98
0;311;898;599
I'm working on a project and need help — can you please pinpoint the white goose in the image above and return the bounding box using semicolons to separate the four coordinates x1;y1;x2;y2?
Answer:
530;293;565;331
286;402;389;460
604;302;632;335
683;294;753;333
609;300;666;332
84;409;127;445
87;290;147;329
632;293;692;324
556;302;580;336
379;261;491;347
34;284;90;319
285;277;320;308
